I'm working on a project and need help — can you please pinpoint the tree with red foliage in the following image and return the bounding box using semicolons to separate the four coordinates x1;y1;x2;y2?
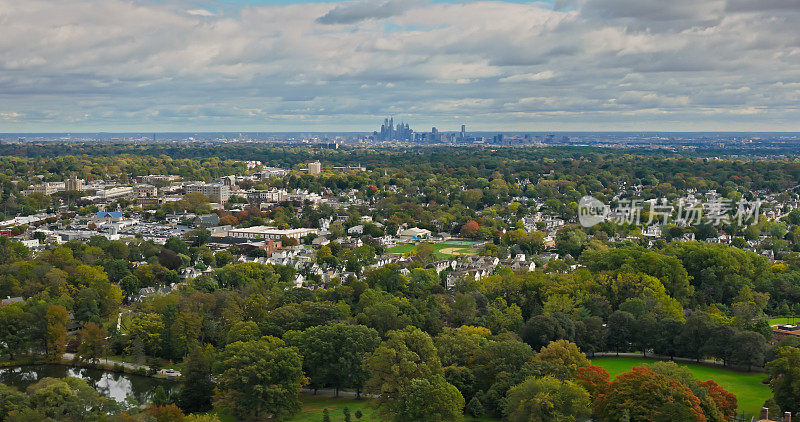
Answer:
699;380;737;421
594;366;706;422
576;364;610;399
461;220;480;238
219;214;239;226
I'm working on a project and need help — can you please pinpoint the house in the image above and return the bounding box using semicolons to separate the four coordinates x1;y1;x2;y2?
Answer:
95;211;123;223
399;227;431;241
1;296;24;306
311;236;330;246
194;214;220;228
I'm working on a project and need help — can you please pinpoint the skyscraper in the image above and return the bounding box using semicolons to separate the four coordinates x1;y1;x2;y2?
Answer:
376;118;414;141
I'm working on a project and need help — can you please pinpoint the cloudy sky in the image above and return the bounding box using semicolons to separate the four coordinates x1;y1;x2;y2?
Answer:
1;0;799;132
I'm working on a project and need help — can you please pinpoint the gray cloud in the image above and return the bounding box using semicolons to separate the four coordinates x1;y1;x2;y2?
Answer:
0;0;798;131
316;0;426;24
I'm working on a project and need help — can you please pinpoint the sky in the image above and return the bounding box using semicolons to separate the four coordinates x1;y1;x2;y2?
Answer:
1;0;799;132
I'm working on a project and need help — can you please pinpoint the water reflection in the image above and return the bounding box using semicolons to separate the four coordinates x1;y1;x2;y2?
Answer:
0;364;176;403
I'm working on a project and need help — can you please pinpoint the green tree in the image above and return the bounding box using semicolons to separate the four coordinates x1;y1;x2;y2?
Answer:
0;303;28;359
534;340;589;376
766;346;800;414
0;384;27;420
77;322;109;364
214;337;306;419
506;376;591;422
178;345;215;414
606;310;635;355
285;323;380;397
363;327;443;416
731;331;766;371
26;377;116;420
128;313;165;356
396;374;465;422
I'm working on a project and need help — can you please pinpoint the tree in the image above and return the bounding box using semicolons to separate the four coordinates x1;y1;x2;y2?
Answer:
214;337;306;419
225;321;261;345
461;220;480;238
128;313;165;356
26;377;116;420
165;237;190;255
396;374;465;422
483;298;523;334
506;376;591;422
731;331;766;371
699;380;737;421
521;314;568;350
606;310;635;355
0;384;27;420
766;346;800;414
178;345;215;414
702;325;737;366
285;323;380;397
159;249;183;270
77;322;109;364
534;340;589;376
363;327;443;416
147;404;185;422
677;311;717;362
575;316;606;357
465;396;485;418
42;304;68;359
434;326;491;367
594;366;705;422
575;364;610;399
555;226;587;257
0;303;28;359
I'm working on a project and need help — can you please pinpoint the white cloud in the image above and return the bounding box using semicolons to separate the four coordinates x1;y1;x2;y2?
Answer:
499;71;556;83
187;9;214;17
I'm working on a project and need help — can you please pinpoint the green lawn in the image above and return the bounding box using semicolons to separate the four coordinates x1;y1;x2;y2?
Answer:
591;357;771;417
211;394;497;421
387;241;479;259
768;317;799;326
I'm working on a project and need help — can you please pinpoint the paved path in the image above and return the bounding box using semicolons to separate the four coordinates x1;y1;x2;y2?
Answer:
62;353;181;378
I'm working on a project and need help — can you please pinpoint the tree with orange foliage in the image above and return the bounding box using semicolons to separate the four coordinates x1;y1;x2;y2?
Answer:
576;364;610;399
461;220;480;238
699;380;737;421
594;366;706;422
219;214;239;226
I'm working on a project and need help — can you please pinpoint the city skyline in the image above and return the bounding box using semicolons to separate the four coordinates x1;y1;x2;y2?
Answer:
1;0;799;132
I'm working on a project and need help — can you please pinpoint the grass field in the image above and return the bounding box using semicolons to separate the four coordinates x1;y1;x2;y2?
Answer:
768;317;799;326
591;357;771;417
387;241;479;259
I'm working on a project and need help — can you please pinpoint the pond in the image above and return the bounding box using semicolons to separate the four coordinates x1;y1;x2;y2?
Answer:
0;364;176;403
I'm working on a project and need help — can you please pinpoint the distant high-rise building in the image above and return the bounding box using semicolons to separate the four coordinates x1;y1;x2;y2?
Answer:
308;161;322;175
65;175;83;192
461;124;466;141
376;117;414;141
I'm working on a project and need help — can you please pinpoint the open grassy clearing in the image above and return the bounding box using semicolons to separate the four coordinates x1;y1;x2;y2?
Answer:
387;241;479;259
591;357;771;417
768;317;799;326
